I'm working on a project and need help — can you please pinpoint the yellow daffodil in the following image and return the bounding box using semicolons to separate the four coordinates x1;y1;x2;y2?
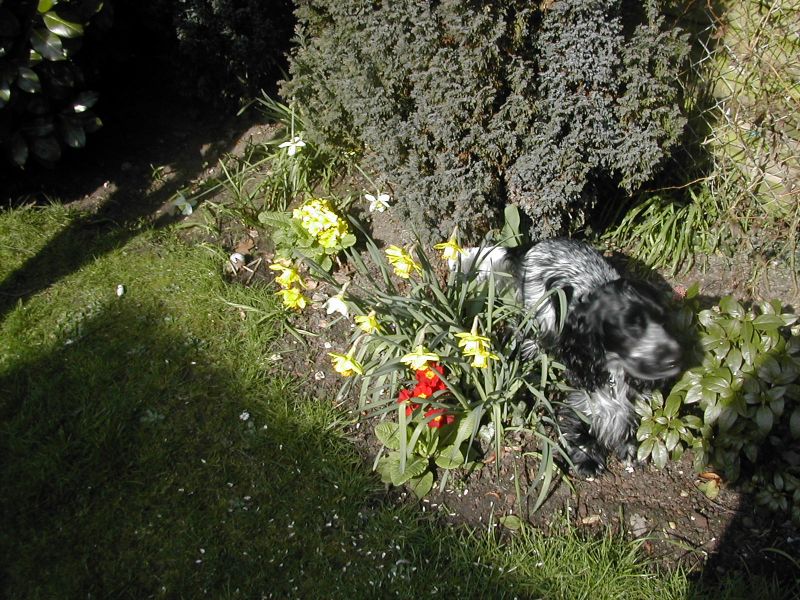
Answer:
454;330;492;355
354;310;381;334
276;286;307;311
454;317;491;354
467;348;499;369
455;317;498;368
400;345;440;371
329;351;364;377
269;261;303;289
433;238;464;261
385;245;422;279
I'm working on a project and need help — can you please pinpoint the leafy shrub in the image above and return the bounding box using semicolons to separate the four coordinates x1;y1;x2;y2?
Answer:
170;0;294;103
0;0;107;167
282;0;688;241
313;223;566;502
111;0;294;105
638;286;800;522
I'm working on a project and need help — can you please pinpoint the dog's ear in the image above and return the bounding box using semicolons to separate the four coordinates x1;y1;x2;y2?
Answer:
557;302;607;391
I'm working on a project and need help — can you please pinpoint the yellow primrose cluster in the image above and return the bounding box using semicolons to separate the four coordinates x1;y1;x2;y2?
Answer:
292;198;350;249
269;260;307;310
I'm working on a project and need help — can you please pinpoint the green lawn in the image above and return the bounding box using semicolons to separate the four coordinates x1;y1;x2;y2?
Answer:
0;203;787;598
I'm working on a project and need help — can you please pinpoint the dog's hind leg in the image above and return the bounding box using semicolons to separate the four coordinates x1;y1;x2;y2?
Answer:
559;391;608;476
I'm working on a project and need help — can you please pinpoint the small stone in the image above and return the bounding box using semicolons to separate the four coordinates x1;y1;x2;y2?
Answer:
581;515;602;526
629;513;648;538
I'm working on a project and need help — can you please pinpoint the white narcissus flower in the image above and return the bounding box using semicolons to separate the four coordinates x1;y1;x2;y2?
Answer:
170;194;196;216
323;284;350;318
365;192;391;213
278;135;307;156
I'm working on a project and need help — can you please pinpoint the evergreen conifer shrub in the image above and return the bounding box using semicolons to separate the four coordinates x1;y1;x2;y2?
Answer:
282;0;688;241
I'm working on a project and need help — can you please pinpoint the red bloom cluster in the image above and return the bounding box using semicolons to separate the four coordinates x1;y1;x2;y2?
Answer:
396;363;453;427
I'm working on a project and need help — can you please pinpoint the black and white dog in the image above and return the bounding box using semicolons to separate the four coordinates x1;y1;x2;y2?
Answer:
457;238;682;476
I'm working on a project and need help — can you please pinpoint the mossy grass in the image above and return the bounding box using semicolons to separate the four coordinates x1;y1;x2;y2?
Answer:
0;203;792;598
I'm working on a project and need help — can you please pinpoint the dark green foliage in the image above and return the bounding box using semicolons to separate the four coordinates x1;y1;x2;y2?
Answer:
283;0;688;241
171;0;295;103
112;0;295;105
0;0;108;167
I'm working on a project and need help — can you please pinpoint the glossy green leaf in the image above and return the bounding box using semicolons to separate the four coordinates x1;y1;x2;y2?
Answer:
38;0;55;13
720;296;744;318
703;402;721;424
790;407;800;439
651;440;668;468
684;383;703;404
11;135;28;167
60;120;85;148
665;429;680;452
389;456;427;486
407;471;433;499
637;437;655;462
718;407;738;431
726;347;743;374
664;391;682;417
753;314;786;331
17;67;41;93
30;136;60;162
757;354;781;383
701;374;730;394
755;404;774;434
73;90;98;112
42;12;84;38
30;28;66;60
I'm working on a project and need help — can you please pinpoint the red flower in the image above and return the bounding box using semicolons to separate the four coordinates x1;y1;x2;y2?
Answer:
425;408;455;429
415;363;446;390
397;388;420;417
411;381;435;399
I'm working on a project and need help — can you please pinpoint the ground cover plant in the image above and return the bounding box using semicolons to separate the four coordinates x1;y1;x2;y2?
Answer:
5;202;781;598
637;285;800;523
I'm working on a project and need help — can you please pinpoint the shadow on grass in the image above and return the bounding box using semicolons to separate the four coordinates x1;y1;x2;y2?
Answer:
0;299;545;598
0;73;262;322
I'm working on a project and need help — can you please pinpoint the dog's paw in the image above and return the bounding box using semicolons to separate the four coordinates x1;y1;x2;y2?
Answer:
615;441;639;463
569;446;606;478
